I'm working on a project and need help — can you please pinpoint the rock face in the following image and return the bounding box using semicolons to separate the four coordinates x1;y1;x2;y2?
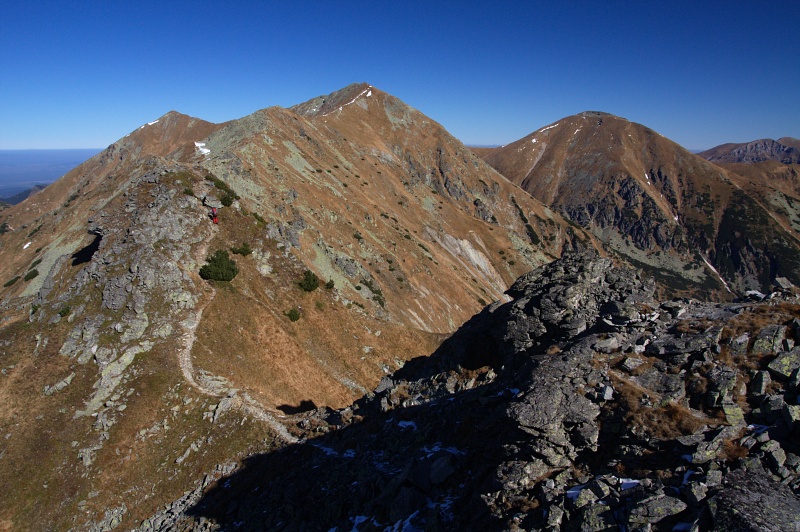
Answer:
163;252;800;531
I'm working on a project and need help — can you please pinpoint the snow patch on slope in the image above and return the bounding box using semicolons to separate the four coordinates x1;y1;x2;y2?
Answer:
701;255;732;293
194;142;210;156
322;85;373;116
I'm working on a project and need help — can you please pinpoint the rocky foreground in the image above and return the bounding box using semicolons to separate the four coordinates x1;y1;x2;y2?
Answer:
150;252;800;531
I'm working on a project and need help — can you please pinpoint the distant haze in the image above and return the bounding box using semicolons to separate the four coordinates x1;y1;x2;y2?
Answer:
0;149;100;196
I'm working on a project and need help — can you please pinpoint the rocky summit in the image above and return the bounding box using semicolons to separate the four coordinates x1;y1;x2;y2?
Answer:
155;252;800;531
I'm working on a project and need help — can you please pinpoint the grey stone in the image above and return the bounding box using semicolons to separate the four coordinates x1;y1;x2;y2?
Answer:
750;370;771;396
767;347;800;379
707;465;800;531
622;356;645;372
681;481;708;506
44;372;75;395
752;325;787;355
628;495;687;524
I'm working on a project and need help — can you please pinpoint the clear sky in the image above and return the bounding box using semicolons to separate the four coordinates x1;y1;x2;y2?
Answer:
1;1;798;151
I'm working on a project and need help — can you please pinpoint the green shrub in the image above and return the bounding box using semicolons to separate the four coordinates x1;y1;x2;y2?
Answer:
315;301;325;310
230;243;252;256
285;308;301;321
58;305;71;317
220;191;236;207
325;279;335;290
24;269;39;282
252;212;266;224
199;250;238;282
29;258;42;270
206;174;239;206
3;276;20;287
361;278;385;307
298;270;320;292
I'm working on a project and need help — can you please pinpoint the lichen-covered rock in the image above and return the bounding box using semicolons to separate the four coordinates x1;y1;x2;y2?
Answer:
768;347;800;379
628;494;687;524
707;465;800;531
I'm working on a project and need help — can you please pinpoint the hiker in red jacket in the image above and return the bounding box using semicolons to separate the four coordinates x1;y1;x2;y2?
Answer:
211;207;218;224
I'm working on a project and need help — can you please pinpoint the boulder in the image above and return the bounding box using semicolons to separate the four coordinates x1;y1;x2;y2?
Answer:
707;465;800;531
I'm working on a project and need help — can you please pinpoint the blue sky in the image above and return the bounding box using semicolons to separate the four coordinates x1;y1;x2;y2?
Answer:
1;1;798;150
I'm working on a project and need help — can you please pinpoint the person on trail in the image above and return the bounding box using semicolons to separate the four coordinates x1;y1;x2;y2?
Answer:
211;207;218;224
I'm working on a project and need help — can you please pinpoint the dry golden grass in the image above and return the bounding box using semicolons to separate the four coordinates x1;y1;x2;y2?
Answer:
611;375;713;440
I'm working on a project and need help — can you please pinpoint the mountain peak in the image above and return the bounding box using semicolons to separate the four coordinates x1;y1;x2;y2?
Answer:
291;82;376;117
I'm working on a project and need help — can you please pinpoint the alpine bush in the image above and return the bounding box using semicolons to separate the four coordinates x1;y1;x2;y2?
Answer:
230;243;252;256
298;270;320;292
199;250;238;282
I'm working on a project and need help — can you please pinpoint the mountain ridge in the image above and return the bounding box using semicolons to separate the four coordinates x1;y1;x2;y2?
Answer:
0;82;588;529
699;137;800;164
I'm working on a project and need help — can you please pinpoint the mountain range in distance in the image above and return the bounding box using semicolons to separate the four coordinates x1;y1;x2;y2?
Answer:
0;82;798;530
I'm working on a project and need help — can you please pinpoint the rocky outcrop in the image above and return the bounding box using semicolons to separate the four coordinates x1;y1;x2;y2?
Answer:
700;138;800;164
162;252;800;530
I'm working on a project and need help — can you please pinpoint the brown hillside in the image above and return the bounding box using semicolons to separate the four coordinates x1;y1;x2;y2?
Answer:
0;83;587;529
480;112;800;297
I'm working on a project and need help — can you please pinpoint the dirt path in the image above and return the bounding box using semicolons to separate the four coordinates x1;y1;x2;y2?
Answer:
177;223;298;444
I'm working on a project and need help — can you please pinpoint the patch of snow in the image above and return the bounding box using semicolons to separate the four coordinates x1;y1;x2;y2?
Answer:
682;454;694;463
343;449;357;458
323;86;373;116
23;242;31;249
566;484;588;500
674;215;679;222
538;123;559;133
148;119;159;126
420;443;462;458
574;128;581;135
312;443;339;456
701;255;732;293
398;420;417;430
619;478;640;490
388;510;421;532
366;90;372;97
531;138;538;144
681;470;697;486
194;141;211;155
350;515;381;531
